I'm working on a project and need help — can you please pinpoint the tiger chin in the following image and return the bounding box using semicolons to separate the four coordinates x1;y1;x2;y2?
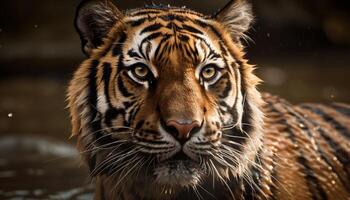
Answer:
67;0;350;199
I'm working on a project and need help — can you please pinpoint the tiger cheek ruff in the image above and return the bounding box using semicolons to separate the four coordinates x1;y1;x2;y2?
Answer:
67;0;350;199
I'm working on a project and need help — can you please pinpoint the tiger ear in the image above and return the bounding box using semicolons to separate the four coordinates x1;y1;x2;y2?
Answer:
75;0;123;56
214;0;253;42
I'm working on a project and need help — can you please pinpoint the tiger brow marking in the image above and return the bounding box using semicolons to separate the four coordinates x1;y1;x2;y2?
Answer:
140;23;163;34
182;24;203;34
138;32;162;59
127;49;142;59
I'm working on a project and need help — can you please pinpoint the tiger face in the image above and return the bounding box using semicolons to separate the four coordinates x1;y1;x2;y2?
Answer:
69;0;263;197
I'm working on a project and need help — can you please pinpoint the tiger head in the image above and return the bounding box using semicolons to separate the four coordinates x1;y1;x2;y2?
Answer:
68;0;263;198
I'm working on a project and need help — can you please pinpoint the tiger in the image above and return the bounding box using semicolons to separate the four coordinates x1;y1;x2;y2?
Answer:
67;0;350;199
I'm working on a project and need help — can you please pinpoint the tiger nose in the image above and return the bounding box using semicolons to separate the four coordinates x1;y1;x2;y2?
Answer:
166;120;201;142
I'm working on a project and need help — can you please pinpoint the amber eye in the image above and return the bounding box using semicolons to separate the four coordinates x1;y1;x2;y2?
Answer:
201;65;217;81
133;65;149;79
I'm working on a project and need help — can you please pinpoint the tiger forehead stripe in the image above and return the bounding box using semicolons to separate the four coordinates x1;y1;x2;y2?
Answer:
125;10;206;28
127;7;204;19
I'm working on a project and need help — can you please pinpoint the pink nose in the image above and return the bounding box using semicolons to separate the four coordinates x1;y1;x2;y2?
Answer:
166;120;201;140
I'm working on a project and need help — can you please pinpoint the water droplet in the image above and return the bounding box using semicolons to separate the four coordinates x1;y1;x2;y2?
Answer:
328;166;332;170
294;144;298;148
333;157;338;161
299;123;305;128
7;113;13;118
314;126;320;131
331;180;336;185
316;157;321;162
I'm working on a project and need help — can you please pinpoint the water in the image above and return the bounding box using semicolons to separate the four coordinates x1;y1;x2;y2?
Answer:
0;136;94;199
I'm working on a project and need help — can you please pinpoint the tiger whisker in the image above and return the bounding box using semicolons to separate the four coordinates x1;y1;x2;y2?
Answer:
112;154;144;192
91;145;136;176
79;139;128;155
196;183;217;200
191;185;204;200
208;160;236;200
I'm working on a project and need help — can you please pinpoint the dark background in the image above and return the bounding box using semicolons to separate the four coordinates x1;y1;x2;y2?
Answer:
0;0;349;198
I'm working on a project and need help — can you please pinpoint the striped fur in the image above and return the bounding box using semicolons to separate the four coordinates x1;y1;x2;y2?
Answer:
67;0;350;199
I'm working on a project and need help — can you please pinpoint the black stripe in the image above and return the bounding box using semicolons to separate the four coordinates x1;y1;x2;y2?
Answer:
128;17;147;27
160;14;186;22
103;62;112;105
223;102;251;151
301;105;350;140
297;155;328;200
178;34;189;42
140;23;163;34
217;73;232;99
127;49;142;59
128;103;142;126
318;127;350;189
182;24;203;34
154;34;172;60
117;74;133;97
125;101;138;125
104;107;126;127
101;63;121;141
301;108;350;189
268;154;279;200
88;60;102;137
87;60;100;172
280;103;328;200
112;32;127;56
192;19;224;42
138;32;163;59
135;120;145;130
330;103;350;117
243;151;263;199
232;65;240;110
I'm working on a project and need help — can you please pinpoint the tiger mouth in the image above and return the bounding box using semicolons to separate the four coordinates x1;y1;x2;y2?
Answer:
153;152;202;187
165;151;192;163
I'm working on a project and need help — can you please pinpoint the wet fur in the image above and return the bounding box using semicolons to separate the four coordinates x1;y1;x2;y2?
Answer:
68;0;350;199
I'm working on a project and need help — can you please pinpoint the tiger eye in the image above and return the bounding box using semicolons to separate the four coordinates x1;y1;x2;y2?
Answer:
134;66;149;78
201;66;217;80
